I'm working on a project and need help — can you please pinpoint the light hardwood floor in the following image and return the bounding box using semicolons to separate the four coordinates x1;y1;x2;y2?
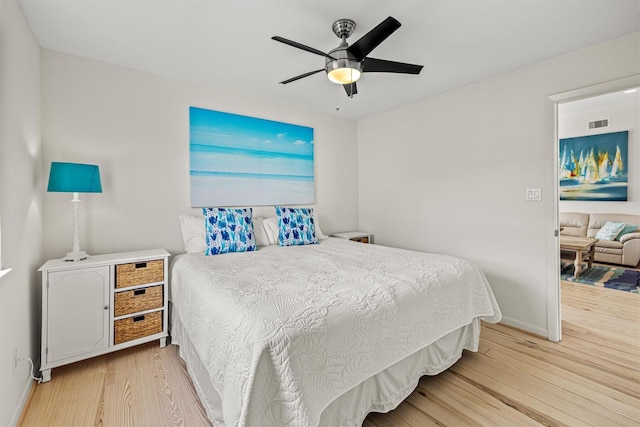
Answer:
19;280;640;426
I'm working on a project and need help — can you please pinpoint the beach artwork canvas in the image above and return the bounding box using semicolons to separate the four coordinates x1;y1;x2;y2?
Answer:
190;107;314;207
559;130;628;201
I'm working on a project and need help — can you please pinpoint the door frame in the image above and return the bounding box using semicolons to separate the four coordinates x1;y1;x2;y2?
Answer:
546;74;640;342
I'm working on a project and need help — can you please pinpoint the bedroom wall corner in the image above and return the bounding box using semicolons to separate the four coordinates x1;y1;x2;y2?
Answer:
356;31;640;338
40;51;359;260
0;0;43;425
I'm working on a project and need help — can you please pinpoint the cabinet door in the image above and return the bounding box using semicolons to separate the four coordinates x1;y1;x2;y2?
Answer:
46;266;110;363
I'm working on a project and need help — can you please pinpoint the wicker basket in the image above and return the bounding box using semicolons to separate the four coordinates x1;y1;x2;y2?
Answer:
115;259;164;289
114;311;163;345
114;285;163;317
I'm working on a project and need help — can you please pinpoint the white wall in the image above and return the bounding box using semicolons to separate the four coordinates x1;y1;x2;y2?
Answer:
0;0;43;425
41;51;359;260
559;91;639;214
357;32;639;336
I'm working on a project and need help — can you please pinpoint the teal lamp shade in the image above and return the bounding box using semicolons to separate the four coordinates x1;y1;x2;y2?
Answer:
47;162;102;193
47;162;102;261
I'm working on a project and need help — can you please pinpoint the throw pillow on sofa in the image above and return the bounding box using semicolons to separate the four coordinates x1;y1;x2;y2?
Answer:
616;224;638;241
595;221;625;241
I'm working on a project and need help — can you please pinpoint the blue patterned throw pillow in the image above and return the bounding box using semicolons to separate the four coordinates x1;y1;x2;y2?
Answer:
203;208;256;255
275;206;318;246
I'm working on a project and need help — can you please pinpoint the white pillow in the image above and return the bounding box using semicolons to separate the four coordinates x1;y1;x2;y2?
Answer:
253;217;271;247
179;215;207;253
262;217;279;246
313;211;329;240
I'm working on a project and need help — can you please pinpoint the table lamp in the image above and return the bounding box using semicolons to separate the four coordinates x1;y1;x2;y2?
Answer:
47;162;102;261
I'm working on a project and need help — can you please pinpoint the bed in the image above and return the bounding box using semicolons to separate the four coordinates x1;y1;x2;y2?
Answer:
170;237;501;426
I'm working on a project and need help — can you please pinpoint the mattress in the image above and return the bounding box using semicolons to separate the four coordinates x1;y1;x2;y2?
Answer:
170;238;501;426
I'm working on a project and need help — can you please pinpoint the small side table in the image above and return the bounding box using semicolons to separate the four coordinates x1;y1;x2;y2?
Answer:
39;249;170;382
332;231;373;244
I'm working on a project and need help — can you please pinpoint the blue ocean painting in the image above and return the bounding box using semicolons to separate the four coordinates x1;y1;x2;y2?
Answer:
559;131;628;201
190;107;314;207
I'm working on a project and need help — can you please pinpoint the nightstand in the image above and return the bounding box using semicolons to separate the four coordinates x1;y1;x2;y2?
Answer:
332;231;374;244
38;249;170;382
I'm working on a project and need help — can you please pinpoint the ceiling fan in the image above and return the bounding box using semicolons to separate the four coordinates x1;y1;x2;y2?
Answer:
272;16;423;97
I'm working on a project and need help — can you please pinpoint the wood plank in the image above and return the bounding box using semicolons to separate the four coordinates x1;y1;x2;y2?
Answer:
482;323;640;396
475;334;639;419
152;343;211;426
101;346;142;427
451;352;586;426
414;373;541;426
485;330;638;400
131;345;164;426
404;375;480;426
367;406;413;427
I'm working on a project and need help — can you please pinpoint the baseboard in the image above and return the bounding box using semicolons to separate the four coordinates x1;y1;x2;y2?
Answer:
9;376;34;427
500;316;548;339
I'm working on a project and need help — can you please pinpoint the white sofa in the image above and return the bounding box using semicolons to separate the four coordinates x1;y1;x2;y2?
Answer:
559;212;640;267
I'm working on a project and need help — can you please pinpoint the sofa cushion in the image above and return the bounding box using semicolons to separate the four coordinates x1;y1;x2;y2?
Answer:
596;239;624;249
594;221;625;241
595;246;623;256
559;212;589;237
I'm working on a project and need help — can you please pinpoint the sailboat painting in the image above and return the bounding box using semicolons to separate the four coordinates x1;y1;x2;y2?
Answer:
559;130;628;201
190;107;314;207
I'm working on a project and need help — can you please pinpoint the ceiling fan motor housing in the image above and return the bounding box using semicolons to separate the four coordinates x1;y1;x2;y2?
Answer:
326;19;361;82
325;46;362;75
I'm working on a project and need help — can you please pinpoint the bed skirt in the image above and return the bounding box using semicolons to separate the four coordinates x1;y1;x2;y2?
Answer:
171;304;482;427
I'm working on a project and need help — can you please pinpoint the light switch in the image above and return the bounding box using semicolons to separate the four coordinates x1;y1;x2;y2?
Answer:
526;188;541;201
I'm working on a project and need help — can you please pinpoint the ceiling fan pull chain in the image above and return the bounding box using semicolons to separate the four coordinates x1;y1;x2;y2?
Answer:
336;84;340;111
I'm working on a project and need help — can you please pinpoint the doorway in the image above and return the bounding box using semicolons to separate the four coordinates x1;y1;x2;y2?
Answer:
548;75;640;342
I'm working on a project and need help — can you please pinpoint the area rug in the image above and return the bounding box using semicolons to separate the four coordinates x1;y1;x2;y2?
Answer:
561;263;640;293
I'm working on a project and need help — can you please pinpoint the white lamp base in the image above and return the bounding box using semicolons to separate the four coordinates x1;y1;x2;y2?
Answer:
63;193;89;262
63;250;89;262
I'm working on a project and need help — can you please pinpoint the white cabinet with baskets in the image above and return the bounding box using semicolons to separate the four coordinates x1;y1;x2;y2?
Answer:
39;249;170;382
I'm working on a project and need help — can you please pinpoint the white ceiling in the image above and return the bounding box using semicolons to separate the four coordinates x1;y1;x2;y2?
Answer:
18;0;640;120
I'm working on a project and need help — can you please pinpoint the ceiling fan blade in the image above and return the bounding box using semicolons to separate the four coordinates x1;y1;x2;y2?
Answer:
347;16;401;61
279;69;325;85
362;57;423;74
343;82;358;97
272;36;335;60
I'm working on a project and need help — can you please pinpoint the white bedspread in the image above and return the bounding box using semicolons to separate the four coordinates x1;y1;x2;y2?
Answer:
170;238;501;427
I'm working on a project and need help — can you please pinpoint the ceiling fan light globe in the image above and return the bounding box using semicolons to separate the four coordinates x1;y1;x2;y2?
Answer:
327;67;362;84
